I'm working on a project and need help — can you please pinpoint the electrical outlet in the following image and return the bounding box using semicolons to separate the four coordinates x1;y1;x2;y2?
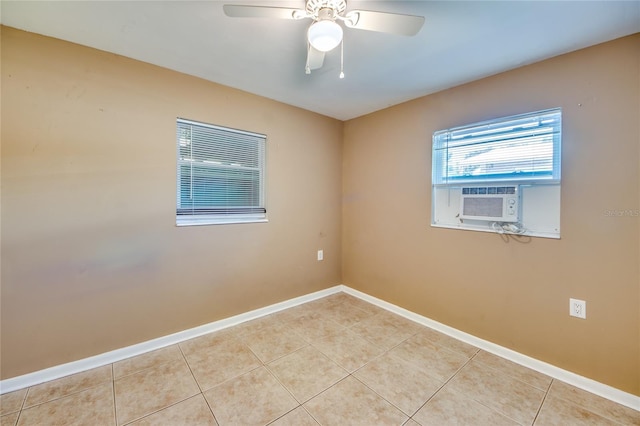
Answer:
317;250;323;261
569;298;586;319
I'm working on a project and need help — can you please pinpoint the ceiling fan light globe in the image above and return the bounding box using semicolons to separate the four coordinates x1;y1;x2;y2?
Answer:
308;20;343;52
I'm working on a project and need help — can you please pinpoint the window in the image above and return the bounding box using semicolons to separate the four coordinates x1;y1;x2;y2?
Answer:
176;118;266;226
433;108;561;185
431;109;562;239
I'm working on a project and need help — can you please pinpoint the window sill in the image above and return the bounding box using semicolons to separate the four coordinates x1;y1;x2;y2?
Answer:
176;215;268;227
430;222;560;239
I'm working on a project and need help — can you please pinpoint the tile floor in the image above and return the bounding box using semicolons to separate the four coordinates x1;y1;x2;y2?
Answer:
1;292;639;425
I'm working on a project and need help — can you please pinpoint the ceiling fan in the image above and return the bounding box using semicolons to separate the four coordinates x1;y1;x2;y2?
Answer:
223;0;425;78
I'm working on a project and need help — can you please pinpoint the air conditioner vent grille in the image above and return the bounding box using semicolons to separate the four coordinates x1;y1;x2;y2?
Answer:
462;186;516;195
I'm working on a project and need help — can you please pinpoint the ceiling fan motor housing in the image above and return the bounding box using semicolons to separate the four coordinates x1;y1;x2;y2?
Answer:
305;0;347;20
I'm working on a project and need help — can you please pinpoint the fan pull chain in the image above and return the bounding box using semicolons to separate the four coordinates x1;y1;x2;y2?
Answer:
339;39;345;79
305;42;311;74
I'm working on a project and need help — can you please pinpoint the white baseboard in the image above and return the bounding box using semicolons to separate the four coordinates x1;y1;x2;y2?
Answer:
1;284;638;413
341;285;640;412
0;286;342;395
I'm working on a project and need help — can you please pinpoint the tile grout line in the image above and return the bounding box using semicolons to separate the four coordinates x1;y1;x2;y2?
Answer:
119;356;215;426
259;362;304;424
13;408;22;426
177;343;206;396
111;363;117;426
298;402;323;426
119;395;202;426
235;331;327;424
349;373;412;419
530;378;554;425
302;374;355;423
200;392;221;426
451;352;542;426
264;406;301;426
458;351;540;425
10;385;29;426
350;326;478;420
110;345;218;426
11;293;638;425
267;349;349;406
408;347;479;421
175;339;223;426
301;303;474;421
471;352;554;393
19;376;112;411
546;386;631;426
19;387;28;412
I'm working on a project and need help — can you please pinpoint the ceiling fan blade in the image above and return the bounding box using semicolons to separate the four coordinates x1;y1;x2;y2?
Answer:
344;10;424;36
307;46;325;70
223;4;303;19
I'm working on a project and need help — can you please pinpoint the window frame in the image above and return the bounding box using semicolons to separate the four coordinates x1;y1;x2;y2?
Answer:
176;118;267;227
432;108;562;186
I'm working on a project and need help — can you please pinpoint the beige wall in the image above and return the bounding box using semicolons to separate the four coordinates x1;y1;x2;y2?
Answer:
343;34;640;395
2;25;639;397
0;27;343;379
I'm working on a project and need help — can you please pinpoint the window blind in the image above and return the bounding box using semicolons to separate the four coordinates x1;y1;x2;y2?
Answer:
176;118;266;225
433;109;561;185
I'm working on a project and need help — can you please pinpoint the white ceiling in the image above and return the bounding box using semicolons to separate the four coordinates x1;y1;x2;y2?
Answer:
2;1;639;120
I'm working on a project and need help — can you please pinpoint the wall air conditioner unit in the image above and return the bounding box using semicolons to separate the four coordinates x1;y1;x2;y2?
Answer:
460;186;520;222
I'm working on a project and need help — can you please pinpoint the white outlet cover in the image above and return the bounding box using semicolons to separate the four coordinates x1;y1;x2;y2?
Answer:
569;298;586;319
317;250;323;261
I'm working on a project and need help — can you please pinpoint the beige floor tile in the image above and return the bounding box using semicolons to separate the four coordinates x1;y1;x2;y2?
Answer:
0;389;27;416
339;295;386;315
389;334;469;382
445;360;545;425
547;380;640;425
18;382;115;426
474;350;552;391
317;302;374;327
304;376;408;425
203;367;297;426
413;386;520;426
534;393;620;425
269;407;318;426
267;346;348;403
0;412;19;426
375;311;426;335
232;315;282;339
318;292;355;305
240;322;307;363
311;327;385;372
270;304;319;322
24;365;112;408
302;294;348;311
179;330;236;357
9;297;640;426
349;313;420;350
354;352;443;416
114;358;199;425
181;334;261;391
417;328;479;358
129;394;218;425
113;344;183;379
283;311;345;343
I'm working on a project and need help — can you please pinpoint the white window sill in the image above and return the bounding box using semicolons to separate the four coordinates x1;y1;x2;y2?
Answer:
430;222;560;239
176;215;268;227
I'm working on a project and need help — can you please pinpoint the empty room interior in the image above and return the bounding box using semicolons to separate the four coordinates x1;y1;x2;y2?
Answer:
1;1;639;425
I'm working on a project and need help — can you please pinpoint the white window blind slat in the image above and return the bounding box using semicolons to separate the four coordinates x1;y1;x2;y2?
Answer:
433;109;561;184
176;118;266;225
